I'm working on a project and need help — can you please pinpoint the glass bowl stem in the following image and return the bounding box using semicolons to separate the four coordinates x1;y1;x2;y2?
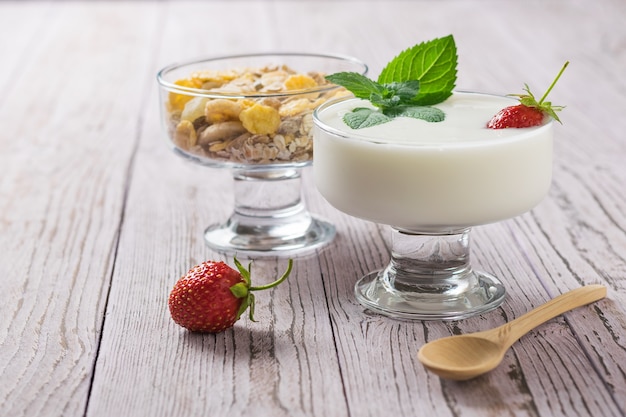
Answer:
355;228;505;320
203;167;335;255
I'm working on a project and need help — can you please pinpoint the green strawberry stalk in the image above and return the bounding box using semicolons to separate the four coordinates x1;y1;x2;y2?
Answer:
229;257;292;322
487;61;569;129
511;61;568;122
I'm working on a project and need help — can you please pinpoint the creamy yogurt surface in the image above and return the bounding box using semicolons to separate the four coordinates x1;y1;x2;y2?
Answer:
317;92;544;145
313;92;554;230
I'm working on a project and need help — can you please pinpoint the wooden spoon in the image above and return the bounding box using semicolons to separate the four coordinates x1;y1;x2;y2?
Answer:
417;285;606;381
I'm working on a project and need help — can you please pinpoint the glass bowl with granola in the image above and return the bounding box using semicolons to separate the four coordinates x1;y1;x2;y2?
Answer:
157;53;368;254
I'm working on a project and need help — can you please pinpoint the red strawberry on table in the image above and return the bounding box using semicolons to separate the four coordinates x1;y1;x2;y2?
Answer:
168;258;293;333
487;61;568;129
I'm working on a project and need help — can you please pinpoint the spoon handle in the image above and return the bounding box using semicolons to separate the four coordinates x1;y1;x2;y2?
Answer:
501;285;606;348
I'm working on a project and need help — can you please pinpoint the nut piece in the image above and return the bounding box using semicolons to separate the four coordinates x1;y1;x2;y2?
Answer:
204;99;243;124
198;121;247;145
174;120;197;149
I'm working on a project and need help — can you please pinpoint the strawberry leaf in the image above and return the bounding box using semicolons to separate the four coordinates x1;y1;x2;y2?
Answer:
247;294;256;322
233;257;251;285
236;293;253;321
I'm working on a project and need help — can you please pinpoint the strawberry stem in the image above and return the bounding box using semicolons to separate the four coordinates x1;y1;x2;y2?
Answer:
249;259;293;291
538;61;569;105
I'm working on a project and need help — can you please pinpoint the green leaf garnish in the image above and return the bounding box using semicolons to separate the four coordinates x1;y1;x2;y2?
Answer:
325;72;385;101
369;80;421;109
325;35;458;129
384;105;445;122
344;108;392;129
378;35;457;105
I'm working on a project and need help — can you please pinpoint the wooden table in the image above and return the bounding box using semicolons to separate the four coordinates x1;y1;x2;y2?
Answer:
2;1;625;416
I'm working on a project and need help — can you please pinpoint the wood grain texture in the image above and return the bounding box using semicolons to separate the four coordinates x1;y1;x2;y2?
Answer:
1;0;625;416
0;1;161;416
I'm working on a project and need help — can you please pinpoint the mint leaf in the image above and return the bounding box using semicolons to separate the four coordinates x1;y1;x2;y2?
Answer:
343;108;391;129
344;105;444;130
325;74;422;110
369;80;421;109
384;106;445;122
324;35;458;129
325;72;385;100
378;35;457;105
384;81;421;102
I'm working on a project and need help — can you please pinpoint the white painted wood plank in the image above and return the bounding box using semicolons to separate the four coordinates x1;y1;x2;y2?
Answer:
0;2;52;103
0;2;163;416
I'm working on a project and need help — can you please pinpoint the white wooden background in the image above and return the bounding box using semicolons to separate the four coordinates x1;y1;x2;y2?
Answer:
1;1;625;416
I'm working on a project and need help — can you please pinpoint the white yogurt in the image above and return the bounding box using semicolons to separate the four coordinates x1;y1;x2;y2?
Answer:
313;92;553;230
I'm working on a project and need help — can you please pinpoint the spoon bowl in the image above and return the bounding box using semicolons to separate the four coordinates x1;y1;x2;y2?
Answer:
419;336;504;380
417;285;607;380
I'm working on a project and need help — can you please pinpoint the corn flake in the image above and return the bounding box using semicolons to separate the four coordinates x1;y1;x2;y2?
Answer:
284;74;318;91
239;103;281;135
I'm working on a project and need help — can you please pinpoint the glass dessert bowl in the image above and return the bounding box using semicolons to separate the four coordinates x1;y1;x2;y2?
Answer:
313;92;553;320
157;53;368;255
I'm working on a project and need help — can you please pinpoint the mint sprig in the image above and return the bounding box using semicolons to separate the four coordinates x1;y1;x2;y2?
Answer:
325;35;457;129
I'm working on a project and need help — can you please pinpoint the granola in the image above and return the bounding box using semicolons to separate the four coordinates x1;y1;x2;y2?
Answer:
164;64;349;165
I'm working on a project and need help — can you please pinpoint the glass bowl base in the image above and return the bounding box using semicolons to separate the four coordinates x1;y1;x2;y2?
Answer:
204;216;335;256
354;269;506;320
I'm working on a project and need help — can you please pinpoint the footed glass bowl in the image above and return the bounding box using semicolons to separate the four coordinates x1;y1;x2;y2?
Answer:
313;93;553;320
157;53;367;255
